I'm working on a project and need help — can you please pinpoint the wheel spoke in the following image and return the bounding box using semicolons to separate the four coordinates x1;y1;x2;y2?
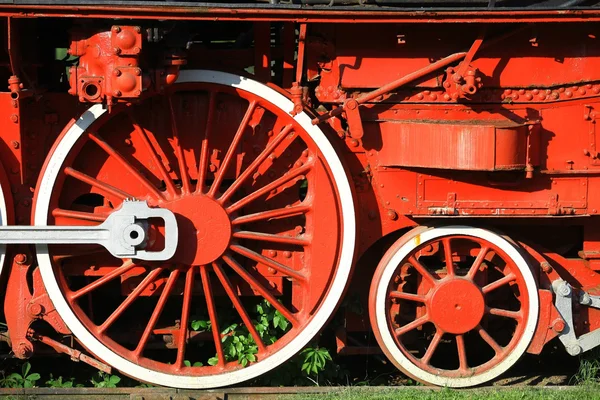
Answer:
52;208;107;223
176;266;195;369
129;112;177;196
208;100;258;197
97;267;163;334
456;334;469;372
477;325;503;355
221;253;298;325
395;315;429;337
231;204;311;226
442;238;455;276
389;291;426;303
421;330;443;365
487;307;522;320
212;262;266;352
482;272;516;294
70;260;136;301
196;91;216;195
200;265;225;367
408;256;437;284
134;269;180;359
467;246;489;280
227;162;312;214
64;167;132;201
168;95;191;194
232;231;310;247
87;133;163;200
219;124;294;204
230;244;306;282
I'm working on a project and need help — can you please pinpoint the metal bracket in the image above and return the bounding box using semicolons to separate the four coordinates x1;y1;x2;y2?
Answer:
0;200;178;261
551;279;600;356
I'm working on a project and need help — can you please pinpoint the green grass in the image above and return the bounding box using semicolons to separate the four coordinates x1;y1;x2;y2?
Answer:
280;386;600;400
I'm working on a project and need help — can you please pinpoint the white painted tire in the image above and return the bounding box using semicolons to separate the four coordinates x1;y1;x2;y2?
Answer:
34;70;356;388
370;225;539;387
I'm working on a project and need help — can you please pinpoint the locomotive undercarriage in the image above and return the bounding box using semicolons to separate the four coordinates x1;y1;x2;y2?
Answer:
0;7;599;388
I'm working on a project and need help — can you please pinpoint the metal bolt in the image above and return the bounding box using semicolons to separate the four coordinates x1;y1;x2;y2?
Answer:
134;26;141;33
551;319;566;333
10;114;18;123
113;69;122;77
113;90;122;97
28;303;43;317
11;140;19;149
113;47;121;55
16;342;32;358
112;25;121;33
540;261;553;273
349;139;359;147
268;250;277;257
568;344;582;356
558;282;571;297
14;254;27;265
283;251;292;258
387;209;398;221
135;68;142;76
133;47;141;54
581;293;592;305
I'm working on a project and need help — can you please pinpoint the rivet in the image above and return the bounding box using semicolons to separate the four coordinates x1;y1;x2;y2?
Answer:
283;251;292;258
10;114;18;123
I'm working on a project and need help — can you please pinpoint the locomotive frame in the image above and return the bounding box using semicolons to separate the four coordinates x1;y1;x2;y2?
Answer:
0;2;599;388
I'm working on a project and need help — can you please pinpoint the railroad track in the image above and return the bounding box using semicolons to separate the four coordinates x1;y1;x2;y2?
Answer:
0;385;587;400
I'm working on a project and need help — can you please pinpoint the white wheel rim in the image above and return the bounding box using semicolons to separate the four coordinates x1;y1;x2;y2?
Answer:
374;226;539;387
0;180;8;277
35;70;356;388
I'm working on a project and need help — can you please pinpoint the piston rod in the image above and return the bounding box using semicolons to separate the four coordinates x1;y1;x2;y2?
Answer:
0;200;178;261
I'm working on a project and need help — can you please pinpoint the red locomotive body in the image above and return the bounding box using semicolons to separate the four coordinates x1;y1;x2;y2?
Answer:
0;1;599;388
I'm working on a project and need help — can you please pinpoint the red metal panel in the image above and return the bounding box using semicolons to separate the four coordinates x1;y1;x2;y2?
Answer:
377;120;527;171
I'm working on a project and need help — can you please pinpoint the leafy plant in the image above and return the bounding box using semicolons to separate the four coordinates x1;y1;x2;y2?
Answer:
90;371;121;388
183;360;203;367
45;374;78;388
0;362;40;388
300;346;333;376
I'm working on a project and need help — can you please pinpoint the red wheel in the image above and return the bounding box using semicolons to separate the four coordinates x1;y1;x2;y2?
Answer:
369;226;538;387
34;71;355;388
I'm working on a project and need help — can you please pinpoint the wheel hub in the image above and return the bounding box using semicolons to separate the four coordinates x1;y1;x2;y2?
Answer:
428;278;484;334
166;195;231;265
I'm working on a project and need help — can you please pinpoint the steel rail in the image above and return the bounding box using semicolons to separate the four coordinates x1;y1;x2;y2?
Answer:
0;385;586;399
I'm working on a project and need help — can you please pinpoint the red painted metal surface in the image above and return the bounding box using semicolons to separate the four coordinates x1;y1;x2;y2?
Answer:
0;4;599;387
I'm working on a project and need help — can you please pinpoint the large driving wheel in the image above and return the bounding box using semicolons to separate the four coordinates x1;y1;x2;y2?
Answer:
369;226;538;387
34;70;355;388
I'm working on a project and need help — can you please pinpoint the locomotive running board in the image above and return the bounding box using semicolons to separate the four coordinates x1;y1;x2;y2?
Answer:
0;200;178;261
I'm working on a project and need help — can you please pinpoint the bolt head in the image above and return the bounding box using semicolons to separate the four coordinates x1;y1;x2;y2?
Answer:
568;344;583;356
559;283;572;297
111;25;121;33
14;253;27;265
